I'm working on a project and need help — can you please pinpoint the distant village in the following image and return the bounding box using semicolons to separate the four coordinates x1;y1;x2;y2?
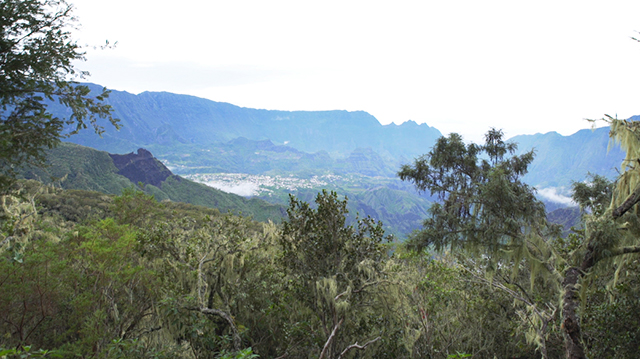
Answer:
185;173;345;197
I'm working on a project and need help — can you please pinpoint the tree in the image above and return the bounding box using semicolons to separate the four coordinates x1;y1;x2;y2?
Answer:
558;117;640;358
398;129;547;255
394;248;551;358
135;201;276;357
0;0;118;189
399;129;563;358
279;190;394;358
0;187;161;357
401;125;640;358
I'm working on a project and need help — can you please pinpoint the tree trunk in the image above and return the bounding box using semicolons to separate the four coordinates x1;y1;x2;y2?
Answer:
561;267;585;359
560;184;640;358
196;307;242;351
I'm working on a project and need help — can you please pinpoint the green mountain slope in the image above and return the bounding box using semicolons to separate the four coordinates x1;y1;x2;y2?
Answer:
351;186;431;236
45;84;636;236
20;143;134;194
18;143;285;222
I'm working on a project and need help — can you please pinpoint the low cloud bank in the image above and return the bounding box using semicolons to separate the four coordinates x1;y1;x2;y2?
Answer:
206;181;260;197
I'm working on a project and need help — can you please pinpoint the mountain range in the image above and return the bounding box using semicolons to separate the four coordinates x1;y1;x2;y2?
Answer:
56;84;442;164
512;126;625;188
38;83;632;237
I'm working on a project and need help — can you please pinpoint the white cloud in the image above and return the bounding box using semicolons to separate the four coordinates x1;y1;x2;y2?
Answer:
537;187;575;206
205;181;260;197
71;0;640;143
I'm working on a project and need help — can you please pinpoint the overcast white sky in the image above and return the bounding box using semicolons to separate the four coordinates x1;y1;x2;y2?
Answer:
70;0;640;143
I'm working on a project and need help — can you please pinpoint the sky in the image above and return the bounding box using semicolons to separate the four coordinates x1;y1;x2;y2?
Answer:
70;0;640;143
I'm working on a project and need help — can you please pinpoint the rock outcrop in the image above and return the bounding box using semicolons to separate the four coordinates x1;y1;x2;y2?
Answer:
109;148;173;187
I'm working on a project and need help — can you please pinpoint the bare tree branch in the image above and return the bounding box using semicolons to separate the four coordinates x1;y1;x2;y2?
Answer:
337;336;381;359
318;318;344;359
334;280;389;302
612;183;640;219
611;245;640;256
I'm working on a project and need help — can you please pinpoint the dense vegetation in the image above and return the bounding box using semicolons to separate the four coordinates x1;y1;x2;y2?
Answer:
0;181;559;358
0;0;117;190
3;122;640;358
18;142;431;238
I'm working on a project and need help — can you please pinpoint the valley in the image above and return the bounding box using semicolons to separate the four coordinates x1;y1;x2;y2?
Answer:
45;84;629;239
183;172;351;197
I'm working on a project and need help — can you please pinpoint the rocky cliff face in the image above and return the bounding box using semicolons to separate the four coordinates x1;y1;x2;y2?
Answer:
109;148;173;187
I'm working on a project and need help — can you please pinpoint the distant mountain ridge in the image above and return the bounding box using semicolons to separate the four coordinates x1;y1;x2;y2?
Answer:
509;126;625;188
55;84;627;187
58;84;442;162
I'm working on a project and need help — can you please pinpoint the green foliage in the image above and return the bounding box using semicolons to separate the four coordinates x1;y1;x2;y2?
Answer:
400;129;572;357
0;0;117;190
393;248;556;358
113;186;163;227
133;189;279;357
17;143;286;224
399;128;546;256
278;190;402;358
571;173;613;216
447;352;472;359
104;338;180;359
281;190;388;281
11;164;638;358
0;346;59;358
580;260;640;358
18;143;133;193
217;347;258;359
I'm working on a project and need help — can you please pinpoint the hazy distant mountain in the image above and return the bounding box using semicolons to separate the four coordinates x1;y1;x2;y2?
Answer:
509;126;624;188
54;84;626;190
58;84;442;163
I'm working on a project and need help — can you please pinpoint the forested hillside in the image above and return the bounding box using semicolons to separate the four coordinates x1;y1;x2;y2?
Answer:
18;143;285;222
17;143;429;238
0;181;575;358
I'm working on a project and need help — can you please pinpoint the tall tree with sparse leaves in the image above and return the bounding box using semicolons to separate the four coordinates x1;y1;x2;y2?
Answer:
399;129;563;357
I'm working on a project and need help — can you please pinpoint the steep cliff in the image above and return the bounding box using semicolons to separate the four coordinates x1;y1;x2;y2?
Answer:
109;148;173;187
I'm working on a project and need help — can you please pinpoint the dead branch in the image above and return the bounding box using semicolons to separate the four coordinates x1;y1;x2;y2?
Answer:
318;317;344;359
337;336;382;359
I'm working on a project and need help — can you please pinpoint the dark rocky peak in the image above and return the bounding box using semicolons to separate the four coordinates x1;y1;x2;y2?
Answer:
109;148;173;187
